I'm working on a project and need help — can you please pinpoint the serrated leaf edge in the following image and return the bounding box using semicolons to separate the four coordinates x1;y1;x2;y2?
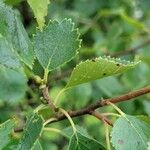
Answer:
17;113;44;150
110;115;148;149
33;18;81;72
66;56;140;88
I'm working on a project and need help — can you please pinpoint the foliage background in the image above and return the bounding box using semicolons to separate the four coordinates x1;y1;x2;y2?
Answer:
0;0;150;149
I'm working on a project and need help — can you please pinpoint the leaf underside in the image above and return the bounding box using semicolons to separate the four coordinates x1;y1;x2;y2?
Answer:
0;2;34;68
66;56;140;88
33;19;81;72
111;115;150;150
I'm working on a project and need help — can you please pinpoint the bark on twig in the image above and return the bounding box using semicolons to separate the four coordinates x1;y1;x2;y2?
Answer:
48;86;150;124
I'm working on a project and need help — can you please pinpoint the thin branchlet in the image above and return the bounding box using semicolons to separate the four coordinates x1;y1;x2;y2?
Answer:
15;86;150;132
47;86;150;124
41;85;58;113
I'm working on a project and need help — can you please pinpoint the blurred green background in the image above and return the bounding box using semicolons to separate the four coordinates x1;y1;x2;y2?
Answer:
0;0;150;149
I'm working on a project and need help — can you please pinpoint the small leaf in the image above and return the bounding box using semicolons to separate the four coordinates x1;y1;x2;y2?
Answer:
66;56;139;88
68;131;105;150
17;113;43;150
33;19;81;71
0;119;16;149
0;67;27;102
0;3;34;68
111;115;150;150
27;0;50;30
0;34;20;68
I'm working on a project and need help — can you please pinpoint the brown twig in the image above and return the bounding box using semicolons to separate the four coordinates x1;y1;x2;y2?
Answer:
15;86;150;132
47;86;150;124
41;86;58;113
106;39;150;57
90;111;113;126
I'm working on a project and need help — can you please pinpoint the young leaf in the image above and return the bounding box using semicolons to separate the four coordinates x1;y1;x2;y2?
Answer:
66;56;140;88
0;119;16;149
17;113;43;150
68;131;105;150
0;3;34;68
33;19;81;71
0;34;20;68
27;0;50;30
0;67;27;102
111;115;150;150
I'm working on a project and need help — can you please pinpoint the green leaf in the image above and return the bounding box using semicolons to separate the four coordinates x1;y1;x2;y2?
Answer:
27;0;50;30
66;56;139;88
0;67;27;102
111;115;150;150
0;34;20;68
0;3;34;68
17;113;43;150
0;119;16;149
68;131;105;150
33;19;81;71
13;13;35;68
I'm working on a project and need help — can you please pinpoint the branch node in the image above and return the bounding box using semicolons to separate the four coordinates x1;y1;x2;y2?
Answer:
46;85;150;124
90;111;113;127
41;86;58;113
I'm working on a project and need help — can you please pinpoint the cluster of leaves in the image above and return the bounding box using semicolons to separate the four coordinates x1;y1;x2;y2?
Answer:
0;0;150;150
